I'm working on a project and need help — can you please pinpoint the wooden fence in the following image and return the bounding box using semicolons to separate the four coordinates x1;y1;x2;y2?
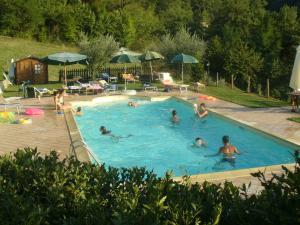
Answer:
59;66;156;82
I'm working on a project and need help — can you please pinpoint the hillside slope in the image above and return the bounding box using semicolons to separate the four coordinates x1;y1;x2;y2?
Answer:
0;36;79;81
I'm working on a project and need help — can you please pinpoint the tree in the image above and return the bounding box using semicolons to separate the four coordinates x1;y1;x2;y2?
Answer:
79;34;119;78
225;41;263;92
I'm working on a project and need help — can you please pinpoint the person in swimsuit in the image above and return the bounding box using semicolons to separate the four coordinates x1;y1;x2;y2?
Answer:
215;135;240;166
100;126;111;135
194;103;208;118
128;101;138;107
193;137;207;147
171;110;179;123
100;126;132;142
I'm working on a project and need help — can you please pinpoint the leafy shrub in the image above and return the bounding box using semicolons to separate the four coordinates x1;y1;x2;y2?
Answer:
0;148;298;225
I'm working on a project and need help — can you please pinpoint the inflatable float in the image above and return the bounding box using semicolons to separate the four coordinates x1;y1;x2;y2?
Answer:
17;118;32;124
25;108;44;116
198;95;216;101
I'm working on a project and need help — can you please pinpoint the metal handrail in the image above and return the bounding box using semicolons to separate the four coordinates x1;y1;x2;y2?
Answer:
70;140;101;165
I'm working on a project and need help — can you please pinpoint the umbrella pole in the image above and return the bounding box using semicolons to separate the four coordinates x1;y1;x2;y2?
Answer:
181;63;184;83
150;61;153;81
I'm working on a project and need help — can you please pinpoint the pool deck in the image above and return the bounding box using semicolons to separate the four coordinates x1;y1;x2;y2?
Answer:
0;90;299;192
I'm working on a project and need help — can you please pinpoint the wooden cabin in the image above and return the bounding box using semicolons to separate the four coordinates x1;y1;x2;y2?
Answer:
15;56;48;84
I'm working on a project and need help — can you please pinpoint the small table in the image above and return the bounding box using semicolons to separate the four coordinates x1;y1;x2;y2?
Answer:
179;85;189;93
68;86;82;94
108;76;118;83
144;86;158;92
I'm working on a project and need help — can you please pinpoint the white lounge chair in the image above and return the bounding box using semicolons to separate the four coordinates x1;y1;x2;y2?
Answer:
34;87;51;98
0;95;22;114
160;75;189;93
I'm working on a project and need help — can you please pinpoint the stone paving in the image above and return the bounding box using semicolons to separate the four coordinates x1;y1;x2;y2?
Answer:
0;90;299;191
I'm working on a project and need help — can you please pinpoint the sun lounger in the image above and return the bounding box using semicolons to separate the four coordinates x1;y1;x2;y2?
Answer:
122;73;138;83
102;73;118;83
0;96;22;114
99;80;118;94
68;85;82;94
34;87;51;98
143;82;157;92
160;75;189;92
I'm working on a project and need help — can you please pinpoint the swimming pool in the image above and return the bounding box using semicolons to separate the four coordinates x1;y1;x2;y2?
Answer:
74;97;296;177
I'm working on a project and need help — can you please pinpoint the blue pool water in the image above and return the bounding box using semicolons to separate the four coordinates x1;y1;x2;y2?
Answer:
75;98;296;177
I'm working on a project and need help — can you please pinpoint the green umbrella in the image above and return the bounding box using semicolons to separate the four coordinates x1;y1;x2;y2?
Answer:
110;54;141;64
171;53;199;83
110;54;141;90
41;52;88;85
113;47;141;57
139;51;164;81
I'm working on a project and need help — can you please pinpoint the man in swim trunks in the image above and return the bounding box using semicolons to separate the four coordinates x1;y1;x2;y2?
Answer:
216;135;240;159
195;103;208;118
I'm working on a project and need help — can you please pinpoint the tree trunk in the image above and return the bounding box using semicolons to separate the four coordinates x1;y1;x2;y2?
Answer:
216;72;219;87
267;78;270;99
247;76;251;93
231;75;234;89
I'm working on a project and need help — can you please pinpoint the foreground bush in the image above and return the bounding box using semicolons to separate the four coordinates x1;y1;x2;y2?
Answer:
0;148;298;225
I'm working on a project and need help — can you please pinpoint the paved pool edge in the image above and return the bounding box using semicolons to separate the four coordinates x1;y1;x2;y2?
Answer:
66;95;299;183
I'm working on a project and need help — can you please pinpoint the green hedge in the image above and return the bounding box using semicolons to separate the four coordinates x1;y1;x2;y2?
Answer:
0;148;299;225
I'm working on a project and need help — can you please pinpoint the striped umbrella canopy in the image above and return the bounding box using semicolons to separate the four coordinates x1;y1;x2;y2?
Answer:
171;53;199;83
139;51;164;81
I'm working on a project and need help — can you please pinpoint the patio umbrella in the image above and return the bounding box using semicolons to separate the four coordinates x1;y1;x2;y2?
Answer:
113;47;141;57
290;45;300;91
41;52;88;85
139;51;164;81
171;53;199;83
110;54;141;90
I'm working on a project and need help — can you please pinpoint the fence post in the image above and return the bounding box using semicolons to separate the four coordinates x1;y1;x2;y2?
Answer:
216;72;219;87
267;78;270;99
231;75;234;89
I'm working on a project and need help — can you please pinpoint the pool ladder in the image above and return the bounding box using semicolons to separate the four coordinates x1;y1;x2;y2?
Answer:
69;140;101;165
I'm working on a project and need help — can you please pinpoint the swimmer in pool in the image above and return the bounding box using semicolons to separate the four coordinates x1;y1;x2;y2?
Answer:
193;137;207;147
128;101;138;107
99;126;132;141
72;107;83;116
171;110;179;123
100;126;111;135
194;103;208;118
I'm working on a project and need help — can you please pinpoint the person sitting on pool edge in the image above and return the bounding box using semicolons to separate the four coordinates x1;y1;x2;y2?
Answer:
216;135;240;160
128;101;138;107
193;137;207;147
194;103;208;118
100;126;111;135
171;110;179;123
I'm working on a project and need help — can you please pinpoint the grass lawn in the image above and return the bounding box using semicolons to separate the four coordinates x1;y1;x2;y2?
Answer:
287;117;300;123
0;36;79;81
198;85;288;108
3;82;288;109
2;82;63;98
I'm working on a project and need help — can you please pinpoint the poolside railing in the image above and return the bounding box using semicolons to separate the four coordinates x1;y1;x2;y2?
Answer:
69;140;101;165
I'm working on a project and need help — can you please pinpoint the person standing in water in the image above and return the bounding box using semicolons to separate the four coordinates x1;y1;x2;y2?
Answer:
171;110;179;123
194;103;208;118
